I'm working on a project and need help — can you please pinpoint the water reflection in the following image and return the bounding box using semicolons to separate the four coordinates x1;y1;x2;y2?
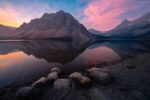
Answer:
67;45;121;67
63;41;150;72
0;40;89;88
0;51;51;87
0;40;150;88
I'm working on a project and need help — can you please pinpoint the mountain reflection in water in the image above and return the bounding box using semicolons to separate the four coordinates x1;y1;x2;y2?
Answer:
0;40;150;88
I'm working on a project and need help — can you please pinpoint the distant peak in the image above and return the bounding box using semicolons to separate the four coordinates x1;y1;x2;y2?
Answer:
57;10;65;14
142;12;150;17
41;10;67;19
140;12;150;20
43;13;49;16
122;19;129;23
55;10;75;19
89;29;101;32
115;19;130;29
42;13;50;18
120;19;130;25
132;12;150;22
19;22;28;28
56;10;67;16
22;22;27;25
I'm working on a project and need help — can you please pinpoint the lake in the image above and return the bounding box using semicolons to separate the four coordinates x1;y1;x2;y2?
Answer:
0;40;150;88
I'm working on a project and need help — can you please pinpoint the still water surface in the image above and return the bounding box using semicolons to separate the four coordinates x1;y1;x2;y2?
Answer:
0;40;150;88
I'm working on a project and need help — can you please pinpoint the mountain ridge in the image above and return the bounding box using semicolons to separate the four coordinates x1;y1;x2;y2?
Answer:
107;12;150;38
0;11;150;40
0;24;16;39
14;10;92;42
89;12;150;39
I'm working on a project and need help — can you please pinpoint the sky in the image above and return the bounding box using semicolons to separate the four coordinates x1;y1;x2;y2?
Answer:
0;0;150;31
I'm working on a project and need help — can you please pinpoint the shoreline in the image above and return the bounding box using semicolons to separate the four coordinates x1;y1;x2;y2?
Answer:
0;53;150;100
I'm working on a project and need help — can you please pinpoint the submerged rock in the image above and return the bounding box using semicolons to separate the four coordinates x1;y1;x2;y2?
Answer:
32;77;47;87
87;67;113;84
16;86;33;97
47;72;58;81
69;72;91;85
54;79;71;89
51;67;61;74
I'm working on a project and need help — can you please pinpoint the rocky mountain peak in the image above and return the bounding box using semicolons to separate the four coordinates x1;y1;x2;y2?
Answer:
122;19;129;24
42;13;51;18
115;19;130;29
14;10;91;41
133;12;150;23
56;10;66;14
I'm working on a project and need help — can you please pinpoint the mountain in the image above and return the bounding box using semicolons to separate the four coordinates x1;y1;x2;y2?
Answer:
0;11;149;40
15;10;92;41
115;19;130;29
88;29;102;35
88;29;111;40
107;12;150;39
0;25;16;39
88;29;109;36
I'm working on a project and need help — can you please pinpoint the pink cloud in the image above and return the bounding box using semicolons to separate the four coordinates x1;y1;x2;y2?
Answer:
81;0;138;31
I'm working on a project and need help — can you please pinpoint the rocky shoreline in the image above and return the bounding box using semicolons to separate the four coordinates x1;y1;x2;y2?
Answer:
0;53;150;100
8;65;114;100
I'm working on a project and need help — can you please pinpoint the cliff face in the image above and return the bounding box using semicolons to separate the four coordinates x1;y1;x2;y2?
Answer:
15;10;92;41
107;12;150;38
0;25;16;39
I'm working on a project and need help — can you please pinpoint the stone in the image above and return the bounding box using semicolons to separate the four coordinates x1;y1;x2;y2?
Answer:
32;77;47;87
47;72;58;81
51;67;61;74
54;79;71;89
87;67;113;84
69;72;91;85
89;87;113;100
16;86;32;97
80;76;91;85
69;72;82;80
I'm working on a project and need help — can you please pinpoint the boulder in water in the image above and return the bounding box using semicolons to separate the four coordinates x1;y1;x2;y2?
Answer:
69;72;91;85
32;77;47;87
54;79;71;89
69;72;82;80
87;67;113;84
47;72;58;81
